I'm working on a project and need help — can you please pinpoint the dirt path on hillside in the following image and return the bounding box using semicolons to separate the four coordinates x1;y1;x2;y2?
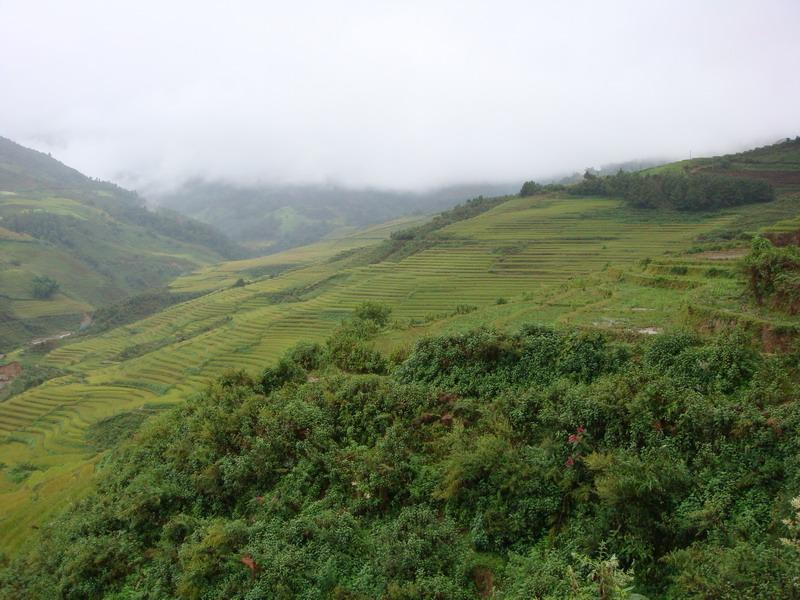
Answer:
695;249;747;260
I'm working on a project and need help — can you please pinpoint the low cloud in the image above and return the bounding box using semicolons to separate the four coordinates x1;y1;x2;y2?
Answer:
1;0;798;192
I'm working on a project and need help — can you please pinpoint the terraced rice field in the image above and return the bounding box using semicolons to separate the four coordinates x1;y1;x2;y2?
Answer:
0;191;228;351
171;214;431;293
0;192;794;553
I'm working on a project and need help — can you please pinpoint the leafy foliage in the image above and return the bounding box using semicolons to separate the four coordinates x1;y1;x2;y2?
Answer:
31;275;59;299
323;303;391;374
3;324;800;599
518;181;543;197
744;236;800;314
88;289;203;333
155;181;515;251
85;406;171;451
354;301;393;327
569;170;774;211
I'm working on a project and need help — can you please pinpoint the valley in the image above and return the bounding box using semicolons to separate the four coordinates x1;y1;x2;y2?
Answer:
0;137;245;352
2;138;800;554
3;3;800;594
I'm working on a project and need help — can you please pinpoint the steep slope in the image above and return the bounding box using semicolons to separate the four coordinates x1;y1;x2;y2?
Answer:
1;138;799;555
645;136;800;186
0;196;796;553
0;137;244;351
4;326;799;599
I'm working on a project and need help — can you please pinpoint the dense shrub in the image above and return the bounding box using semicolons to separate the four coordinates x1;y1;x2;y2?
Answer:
260;357;306;393
31;275;59;299
569;170;774;211
323;302;391;374
518;181;543;197
287;341;324;370
3;326;800;599
354;301;392;327
395;327;626;395
744;236;800;313
325;329;388;374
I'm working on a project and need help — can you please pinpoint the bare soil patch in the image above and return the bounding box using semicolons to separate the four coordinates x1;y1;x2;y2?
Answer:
695;249;747;260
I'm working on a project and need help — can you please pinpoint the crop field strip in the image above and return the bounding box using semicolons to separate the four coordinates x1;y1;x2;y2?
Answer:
0;186;235;353
0;191;795;553
170;214;430;293
379;249;755;353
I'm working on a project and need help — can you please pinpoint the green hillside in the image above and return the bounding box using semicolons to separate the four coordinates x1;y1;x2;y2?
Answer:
5;323;799;599
645;136;800;182
0;137;245;351
155;181;517;253
1;139;799;586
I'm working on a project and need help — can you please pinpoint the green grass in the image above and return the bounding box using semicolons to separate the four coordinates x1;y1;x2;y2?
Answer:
643;137;800;180
0;192;231;351
170;214;430;293
0;136;248;351
3;187;800;555
3;137;800;555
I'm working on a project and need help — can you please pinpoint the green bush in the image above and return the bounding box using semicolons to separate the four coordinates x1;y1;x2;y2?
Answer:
744;236;800;313
326;330;387;374
31;275;59;299
569;170;775;211
287;341;324;371
354;301;392;327
260;357;306;393
3;325;799;599
518;181;543;197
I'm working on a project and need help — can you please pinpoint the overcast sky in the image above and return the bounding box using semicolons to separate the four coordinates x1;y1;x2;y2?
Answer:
1;0;799;192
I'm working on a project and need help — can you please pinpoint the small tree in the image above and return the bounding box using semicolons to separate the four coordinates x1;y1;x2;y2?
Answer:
32;276;59;300
519;181;543;197
354;301;392;327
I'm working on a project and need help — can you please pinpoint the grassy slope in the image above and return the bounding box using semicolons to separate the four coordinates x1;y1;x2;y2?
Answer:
155;180;517;254
0;138;241;351
1;140;799;554
170;214;431;293
644;137;800;180
380;186;800;352
0;192;226;350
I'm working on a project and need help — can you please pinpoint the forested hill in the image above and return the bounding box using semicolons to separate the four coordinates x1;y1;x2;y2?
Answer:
2;136;800;593
532;137;800;212
0;137;245;350
154;180;518;253
4;314;799;599
0;136;243;258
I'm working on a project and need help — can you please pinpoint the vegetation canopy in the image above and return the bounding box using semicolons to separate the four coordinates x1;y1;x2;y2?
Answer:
744;236;800;314
3;316;800;599
30;275;59;300
569;170;775;211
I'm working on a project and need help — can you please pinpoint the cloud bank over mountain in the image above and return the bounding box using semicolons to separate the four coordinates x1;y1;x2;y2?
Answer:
1;0;798;191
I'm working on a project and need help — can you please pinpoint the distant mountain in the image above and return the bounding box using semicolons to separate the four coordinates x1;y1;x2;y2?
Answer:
548;158;670;185
154;181;518;252
0;138;89;191
0;136;245;350
5;137;800;574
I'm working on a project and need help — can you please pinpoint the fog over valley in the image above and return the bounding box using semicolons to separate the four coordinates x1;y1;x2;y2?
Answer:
1;0;798;194
4;2;800;598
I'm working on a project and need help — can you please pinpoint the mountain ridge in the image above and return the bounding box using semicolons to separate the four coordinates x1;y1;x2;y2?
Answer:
0;136;245;351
